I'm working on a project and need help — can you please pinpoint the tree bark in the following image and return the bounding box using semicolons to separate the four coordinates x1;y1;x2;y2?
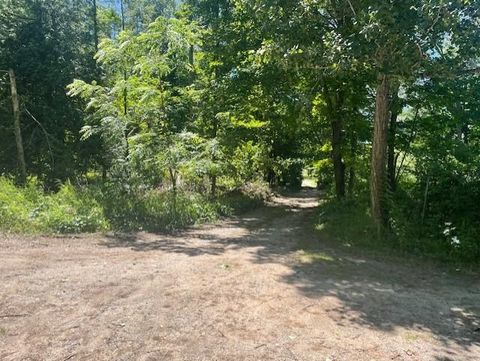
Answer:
92;0;98;52
8;69;26;185
169;168;177;217
331;118;345;198
348;131;357;196
210;101;219;198
387;89;400;193
326;91;345;198
119;0;130;160
102;165;107;182
370;74;390;233
189;44;194;66
210;175;217;197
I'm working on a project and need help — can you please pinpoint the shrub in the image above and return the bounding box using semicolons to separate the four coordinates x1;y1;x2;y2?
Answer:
231;141;269;185
270;158;304;189
315;197;378;248
100;187;221;232
317;188;480;265
0;176;269;235
218;180;271;214
0;177;39;233
308;158;334;190
240;180;272;201
0;178;108;234
391;174;480;263
34;183;109;233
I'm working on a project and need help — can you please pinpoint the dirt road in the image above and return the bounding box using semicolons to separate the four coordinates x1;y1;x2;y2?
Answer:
1;189;479;360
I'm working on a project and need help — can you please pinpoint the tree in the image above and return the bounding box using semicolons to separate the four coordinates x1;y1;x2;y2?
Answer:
68;16;199;182
359;0;480;232
8;69;26;184
0;0;98;185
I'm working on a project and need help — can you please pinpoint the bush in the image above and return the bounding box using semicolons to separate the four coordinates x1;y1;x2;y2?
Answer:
218;180;272;214
308;158;334;190
0;176;269;235
316;188;480;265
0;177;38;233
391;174;480;263
240;180;272;201
34;183;108;233
315;197;378;249
100;187;222;232
270;158;304;189
103;183;271;233
231;141;269;186
0;178;108;234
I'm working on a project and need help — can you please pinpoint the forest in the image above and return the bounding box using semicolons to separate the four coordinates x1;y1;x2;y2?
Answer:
2;1;480;360
1;0;479;263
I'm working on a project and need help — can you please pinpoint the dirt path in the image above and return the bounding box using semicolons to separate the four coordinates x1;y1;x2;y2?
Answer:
1;189;479;361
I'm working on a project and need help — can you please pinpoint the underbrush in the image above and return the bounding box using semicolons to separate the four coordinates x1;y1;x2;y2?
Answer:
101;180;270;232
315;197;379;249
315;196;480;265
0;177;269;234
0;177;108;233
101;188;221;232
218;180;271;213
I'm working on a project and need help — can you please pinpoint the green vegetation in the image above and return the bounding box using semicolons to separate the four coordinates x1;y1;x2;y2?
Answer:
0;176;268;234
316;196;480;264
1;0;479;263
296;249;335;264
0;177;107;233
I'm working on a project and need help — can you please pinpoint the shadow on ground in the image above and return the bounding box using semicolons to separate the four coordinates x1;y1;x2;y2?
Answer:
100;188;480;358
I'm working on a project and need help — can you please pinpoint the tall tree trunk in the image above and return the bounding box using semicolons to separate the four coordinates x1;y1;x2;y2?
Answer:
210;117;218;197
326;92;345;198
210;175;217;197
93;0;98;52
331;118;345;198
387;88;400;192
189;44;194;66
348;131;357;196
348;165;355;195
120;0;129;159
102;165;107;182
8;69;26;185
123;82;129;160
370;74;390;233
169;168;177;218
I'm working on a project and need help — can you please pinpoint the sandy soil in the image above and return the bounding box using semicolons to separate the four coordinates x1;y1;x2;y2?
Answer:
1;189;479;361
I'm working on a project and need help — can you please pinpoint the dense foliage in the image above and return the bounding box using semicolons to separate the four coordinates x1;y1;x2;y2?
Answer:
1;0;479;262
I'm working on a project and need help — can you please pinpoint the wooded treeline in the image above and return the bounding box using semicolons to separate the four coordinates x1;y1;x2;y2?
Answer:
1;0;479;261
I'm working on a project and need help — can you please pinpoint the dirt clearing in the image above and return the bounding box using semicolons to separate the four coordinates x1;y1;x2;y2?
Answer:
1;189;479;360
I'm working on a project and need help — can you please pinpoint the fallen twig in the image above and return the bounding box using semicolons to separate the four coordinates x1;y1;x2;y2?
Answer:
299;303;315;312
144;349;163;355
0;314;29;318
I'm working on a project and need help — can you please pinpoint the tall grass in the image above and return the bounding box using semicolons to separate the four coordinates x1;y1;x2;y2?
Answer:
0;177;268;234
101;188;223;232
0;177;108;233
315;195;480;265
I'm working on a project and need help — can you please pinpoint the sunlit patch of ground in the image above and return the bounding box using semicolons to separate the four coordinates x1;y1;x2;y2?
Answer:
1;189;479;361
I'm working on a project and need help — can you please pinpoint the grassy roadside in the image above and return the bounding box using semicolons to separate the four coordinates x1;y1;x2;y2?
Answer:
0;177;269;235
307;196;480;272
